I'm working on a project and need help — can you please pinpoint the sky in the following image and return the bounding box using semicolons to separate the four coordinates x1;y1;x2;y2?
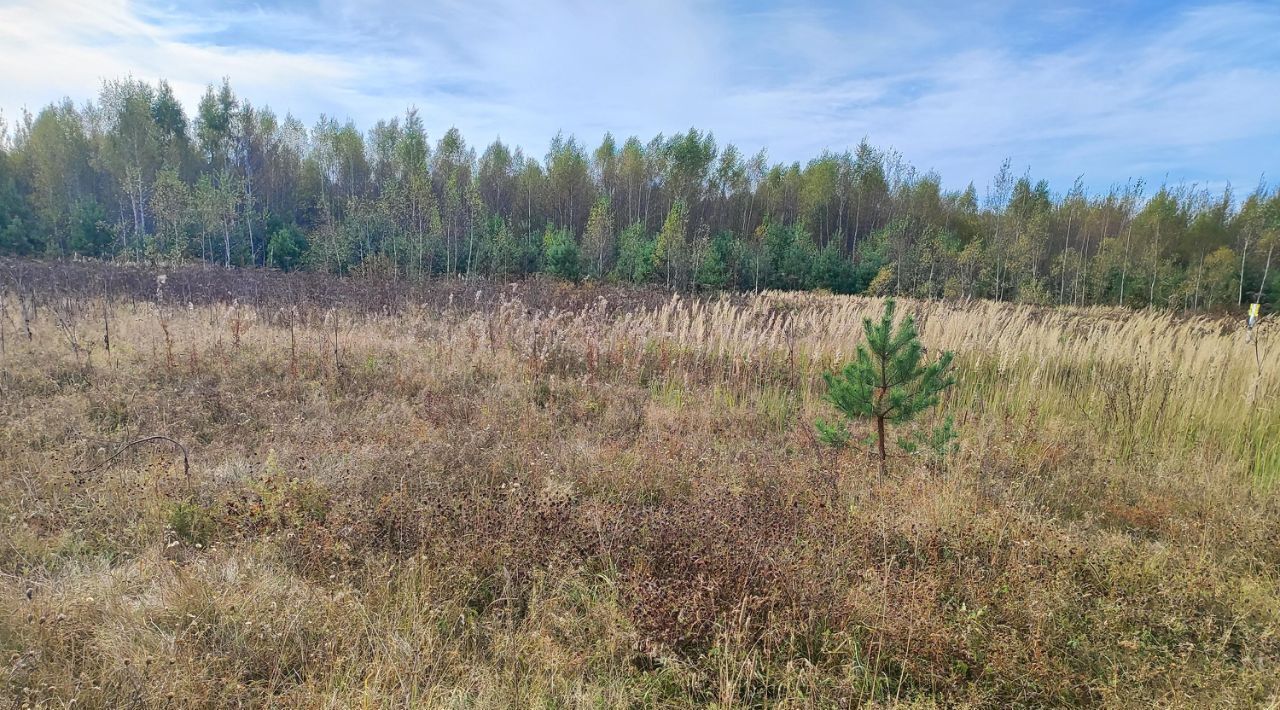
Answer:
0;0;1277;195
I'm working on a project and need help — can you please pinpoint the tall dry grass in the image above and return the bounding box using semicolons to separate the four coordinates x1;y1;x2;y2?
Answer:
618;291;1280;481
1;265;1278;707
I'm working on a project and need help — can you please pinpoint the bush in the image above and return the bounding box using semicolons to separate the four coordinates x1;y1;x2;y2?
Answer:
542;225;582;283
168;500;218;547
267;224;308;271
613;221;656;284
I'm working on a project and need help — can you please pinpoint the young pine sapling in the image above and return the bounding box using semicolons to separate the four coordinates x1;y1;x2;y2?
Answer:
817;299;956;480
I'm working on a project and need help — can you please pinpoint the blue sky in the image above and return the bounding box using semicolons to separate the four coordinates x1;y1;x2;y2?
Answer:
1;0;1277;195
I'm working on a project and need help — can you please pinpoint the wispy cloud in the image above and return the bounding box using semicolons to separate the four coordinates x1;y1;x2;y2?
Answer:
0;0;1276;193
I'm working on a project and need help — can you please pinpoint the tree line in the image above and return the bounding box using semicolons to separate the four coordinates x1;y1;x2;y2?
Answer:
0;77;1276;311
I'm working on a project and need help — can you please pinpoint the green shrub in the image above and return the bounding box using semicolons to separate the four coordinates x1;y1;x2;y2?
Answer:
168;500;217;547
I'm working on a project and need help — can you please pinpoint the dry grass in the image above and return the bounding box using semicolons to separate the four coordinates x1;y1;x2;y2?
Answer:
2;263;1279;707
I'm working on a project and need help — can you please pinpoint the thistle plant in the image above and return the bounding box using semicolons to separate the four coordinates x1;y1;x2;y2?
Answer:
817;299;955;480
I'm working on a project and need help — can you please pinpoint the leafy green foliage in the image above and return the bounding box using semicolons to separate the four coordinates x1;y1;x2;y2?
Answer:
897;415;959;470
488;216;530;276
696;230;735;290
542;224;582;282
613;222;656;284
654;200;688;287
168;499;217;547
810;242;859;294
267;224;307;271
2;75;1278;313
815;418;853;448
818;299;955;477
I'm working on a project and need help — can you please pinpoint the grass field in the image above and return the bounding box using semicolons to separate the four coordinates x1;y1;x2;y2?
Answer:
2;260;1279;707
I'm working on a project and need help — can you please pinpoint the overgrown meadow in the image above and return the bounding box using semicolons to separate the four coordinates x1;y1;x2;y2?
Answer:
2;259;1279;707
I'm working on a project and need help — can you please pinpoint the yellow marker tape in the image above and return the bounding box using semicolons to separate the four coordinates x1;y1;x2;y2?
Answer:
1249;303;1261;319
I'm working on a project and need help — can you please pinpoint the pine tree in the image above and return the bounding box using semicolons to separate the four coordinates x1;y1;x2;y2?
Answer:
695;230;734;290
613;221;655;284
542;224;581;283
817;299;955;481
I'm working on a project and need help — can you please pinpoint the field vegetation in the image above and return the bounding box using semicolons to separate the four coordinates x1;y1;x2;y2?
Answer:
2;259;1279;707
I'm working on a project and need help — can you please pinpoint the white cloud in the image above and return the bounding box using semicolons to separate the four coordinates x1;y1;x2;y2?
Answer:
0;0;409;124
